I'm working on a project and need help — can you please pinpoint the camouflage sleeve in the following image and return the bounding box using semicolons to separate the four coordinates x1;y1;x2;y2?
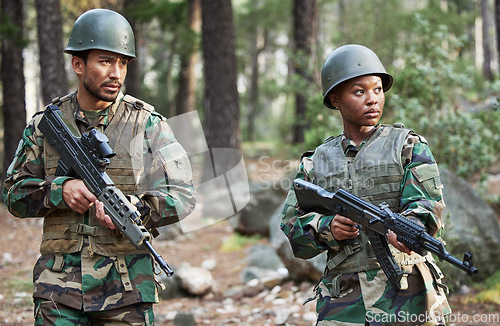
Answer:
279;153;340;260
400;133;445;237
2;114;72;217
131;114;196;228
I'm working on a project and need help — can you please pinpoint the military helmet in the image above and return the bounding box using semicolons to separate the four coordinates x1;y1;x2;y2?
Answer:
64;9;136;58
321;44;393;109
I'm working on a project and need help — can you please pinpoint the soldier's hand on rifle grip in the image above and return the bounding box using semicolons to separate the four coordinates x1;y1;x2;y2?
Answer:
62;179;97;214
387;229;413;255
331;214;359;241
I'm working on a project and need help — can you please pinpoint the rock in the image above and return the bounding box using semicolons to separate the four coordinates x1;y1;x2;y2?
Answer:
260;270;288;289
173;311;197;326
154;223;184;241
201;259;217;271
269;204;326;282
2;252;13;265
157;270;187;300
439;168;500;289
230;182;286;236
303;311;318;322
176;265;214;296
247;244;284;269
241;244;288;286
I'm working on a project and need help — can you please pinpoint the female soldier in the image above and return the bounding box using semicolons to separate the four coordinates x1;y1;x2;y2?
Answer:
280;44;450;326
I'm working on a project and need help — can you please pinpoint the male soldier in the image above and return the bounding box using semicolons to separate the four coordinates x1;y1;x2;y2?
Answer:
280;44;450;325
3;9;195;324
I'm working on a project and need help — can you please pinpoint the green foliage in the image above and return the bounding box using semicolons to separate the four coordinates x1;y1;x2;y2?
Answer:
220;233;263;252
234;0;293;142
303;92;343;150
474;269;500;305
328;0;408;64
385;14;500;178
0;10;29;48
4;278;33;293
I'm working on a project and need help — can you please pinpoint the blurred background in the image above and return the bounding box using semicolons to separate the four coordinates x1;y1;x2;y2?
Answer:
0;0;499;325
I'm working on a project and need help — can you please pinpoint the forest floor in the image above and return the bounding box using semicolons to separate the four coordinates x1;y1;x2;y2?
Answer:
0;156;499;325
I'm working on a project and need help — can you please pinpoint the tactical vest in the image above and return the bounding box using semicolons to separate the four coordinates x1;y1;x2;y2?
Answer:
39;92;153;257
312;124;426;277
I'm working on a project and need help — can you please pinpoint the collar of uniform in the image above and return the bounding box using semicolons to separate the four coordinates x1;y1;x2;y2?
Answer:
71;91;125;131
341;124;381;156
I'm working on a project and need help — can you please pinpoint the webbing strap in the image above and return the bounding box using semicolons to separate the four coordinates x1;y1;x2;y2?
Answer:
326;240;361;270
116;255;133;292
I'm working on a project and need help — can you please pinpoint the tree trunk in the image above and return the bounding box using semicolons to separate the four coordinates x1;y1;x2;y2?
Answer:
35;0;68;104
1;0;27;181
201;0;240;149
292;0;316;144
176;0;201;115
246;28;267;142
124;0;141;98
482;0;493;81
495;0;500;73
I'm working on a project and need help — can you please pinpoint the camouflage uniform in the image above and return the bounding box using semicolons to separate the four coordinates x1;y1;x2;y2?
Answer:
280;124;451;326
3;92;196;324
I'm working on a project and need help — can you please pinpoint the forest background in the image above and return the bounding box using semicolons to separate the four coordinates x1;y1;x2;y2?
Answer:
1;0;500;298
1;0;500;185
1;0;500;189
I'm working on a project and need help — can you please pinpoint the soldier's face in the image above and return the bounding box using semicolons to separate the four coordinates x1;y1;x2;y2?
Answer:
328;75;385;130
76;49;130;104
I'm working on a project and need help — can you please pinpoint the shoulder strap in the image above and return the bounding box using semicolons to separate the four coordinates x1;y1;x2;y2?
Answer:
122;94;155;113
50;92;75;106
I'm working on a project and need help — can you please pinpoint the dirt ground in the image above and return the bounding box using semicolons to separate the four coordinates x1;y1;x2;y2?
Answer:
0;157;499;325
0;207;499;326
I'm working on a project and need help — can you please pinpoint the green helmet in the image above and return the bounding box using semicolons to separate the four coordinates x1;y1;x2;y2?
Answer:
321;44;393;109
64;9;136;58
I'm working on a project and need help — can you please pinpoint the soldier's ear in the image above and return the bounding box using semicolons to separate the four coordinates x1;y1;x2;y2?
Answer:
71;56;85;75
328;92;339;108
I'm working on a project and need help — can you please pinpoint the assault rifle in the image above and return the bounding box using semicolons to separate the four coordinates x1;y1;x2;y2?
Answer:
38;105;174;277
293;179;477;288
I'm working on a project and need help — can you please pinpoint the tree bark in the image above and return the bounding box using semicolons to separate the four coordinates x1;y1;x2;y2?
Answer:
246;29;267;142
482;0;493;81
201;0;240;149
35;0;68;104
495;0;500;73
124;0;141;98
176;0;201;115
1;0;27;180
292;0;316;144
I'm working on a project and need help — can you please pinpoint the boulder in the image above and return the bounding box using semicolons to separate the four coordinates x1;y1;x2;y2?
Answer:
173;311;197;326
439;168;500;290
176;265;215;296
269;204;326;283
241;244;288;287
230;182;286;236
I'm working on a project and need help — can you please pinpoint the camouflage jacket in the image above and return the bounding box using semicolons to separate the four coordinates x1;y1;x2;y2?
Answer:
2;92;196;312
280;127;445;259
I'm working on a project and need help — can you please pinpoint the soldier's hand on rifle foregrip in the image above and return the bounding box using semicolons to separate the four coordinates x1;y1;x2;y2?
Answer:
331;214;359;241
387;229;413;255
95;200;116;230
